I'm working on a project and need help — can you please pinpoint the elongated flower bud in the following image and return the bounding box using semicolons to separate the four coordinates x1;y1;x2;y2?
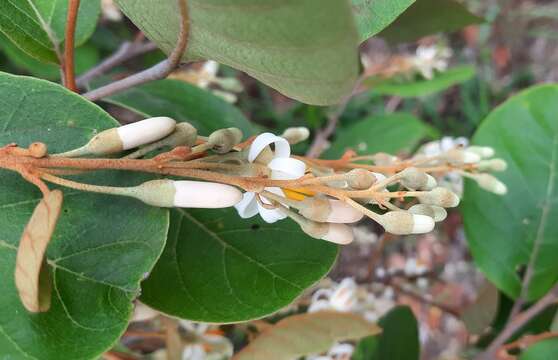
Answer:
399;167;437;190
443;149;481;165
301;221;354;245
128;180;242;208
372;153;398;166
347;169;376;190
477;159;507;172
299;197;363;223
409;204;447;222
125;122;198;159
473;174;507;195
281;127;310;145
417;187;460;208
378;211;435;235
467;146;495;159
208;128;243;153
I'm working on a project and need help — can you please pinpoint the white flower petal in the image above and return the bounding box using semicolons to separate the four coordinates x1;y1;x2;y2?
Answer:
256;201;287;223
234;192;259;219
248;133;290;162
268;157;306;180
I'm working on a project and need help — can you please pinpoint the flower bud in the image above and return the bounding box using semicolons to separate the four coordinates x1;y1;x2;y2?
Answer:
477;159;507;172
208;128;243;153
281;127;310;145
372;153;398;166
417;187;460;208
346;169;376;190
129;180;242;208
399;167;437;190
164;122;198;147
408;204;447;222
28;142;47;158
378;211;435;235
87;117;176;155
473;174;507;195
299;197;363;223
443;149;481;165
301;221;354;245
467;146;495;159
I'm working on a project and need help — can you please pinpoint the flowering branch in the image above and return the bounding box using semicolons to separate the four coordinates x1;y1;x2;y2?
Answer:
82;0;190;101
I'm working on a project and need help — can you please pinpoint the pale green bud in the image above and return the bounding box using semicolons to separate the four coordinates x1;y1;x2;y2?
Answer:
477;159;507;172
300;221;354;245
418;187;460;208
467;146;495;159
408;204;447;222
473;174;507;195
299;197;363;223
378;211;435;235
399;167;437;190
346;169;376;190
443;149;481;165
208;128;243;153
281;127;310;145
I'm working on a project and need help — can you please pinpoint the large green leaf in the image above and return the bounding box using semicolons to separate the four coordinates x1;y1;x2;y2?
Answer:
378;0;483;44
99;79;255;136
0;72;168;359
0;0;101;63
366;66;476;98
114;0;359;105
324;113;437;159
140;208;338;323
462;84;558;301
520;338;558;360
351;0;415;42
353;306;420;360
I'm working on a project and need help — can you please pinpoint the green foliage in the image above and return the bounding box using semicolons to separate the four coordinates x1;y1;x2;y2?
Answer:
0;0;100;63
353;306;420;360
463;84;558;301
114;0;359;105
378;0;483;43
0;73;168;359
324;113;437;159
351;0;415;42
366;66;476;98
140;208;338;323
520;338;558;360
98;79;255;136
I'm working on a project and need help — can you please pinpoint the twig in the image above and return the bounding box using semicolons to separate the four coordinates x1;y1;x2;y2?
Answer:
76;41;158;88
477;283;558;360
83;0;190;101
306;77;364;158
501;331;558;353
390;281;461;317
63;0;80;92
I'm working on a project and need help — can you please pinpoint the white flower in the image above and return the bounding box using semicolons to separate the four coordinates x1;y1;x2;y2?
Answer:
234;133;306;223
101;0;122;21
308;278;358;313
412;45;452;79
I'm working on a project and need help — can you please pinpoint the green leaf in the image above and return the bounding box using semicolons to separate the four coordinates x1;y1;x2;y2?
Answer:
324;113;437;159
99;79;255;136
366;66;476;98
462;84;558;301
140;208;338;323
0;72;168;359
0;0;100;63
235;311;380;360
520;338;558;360
353;306;420;360
351;0;416;42
378;0;483;44
114;0;359;105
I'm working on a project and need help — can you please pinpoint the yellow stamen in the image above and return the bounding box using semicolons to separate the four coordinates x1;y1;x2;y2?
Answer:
283;187;315;201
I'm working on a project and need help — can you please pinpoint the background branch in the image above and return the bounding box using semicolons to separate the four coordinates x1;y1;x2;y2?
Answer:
63;0;80;92
82;0;189;102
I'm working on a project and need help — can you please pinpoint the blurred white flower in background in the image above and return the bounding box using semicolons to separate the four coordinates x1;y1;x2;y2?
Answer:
412;45;453;79
101;0;122;21
179;321;233;360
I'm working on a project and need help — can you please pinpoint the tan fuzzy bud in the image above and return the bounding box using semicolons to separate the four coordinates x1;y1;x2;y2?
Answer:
28;142;47;158
378;211;435;235
129;180;242;208
301;221;354;245
347;169;376;190
281;127;310;145
443;149;481;165
399;167;437;190
299;197;363;223
166;122;198;147
208;128;243;153
418;187;460;208
372;152;398;166
408;204;447;222
473;174;507;195
477;159;507;172
467;146;495;159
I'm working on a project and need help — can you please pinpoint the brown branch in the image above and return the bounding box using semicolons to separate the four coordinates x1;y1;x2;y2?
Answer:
477;283;558;360
501;331;558;354
83;0;190;101
63;0;80;92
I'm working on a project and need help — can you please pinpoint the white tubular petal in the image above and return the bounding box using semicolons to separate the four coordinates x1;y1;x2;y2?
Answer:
173;181;242;208
248;133;290;162
268;157;306;180
117;117;176;150
234;192;259;219
327;200;364;223
411;214;435;234
322;223;354;245
256;202;287;223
